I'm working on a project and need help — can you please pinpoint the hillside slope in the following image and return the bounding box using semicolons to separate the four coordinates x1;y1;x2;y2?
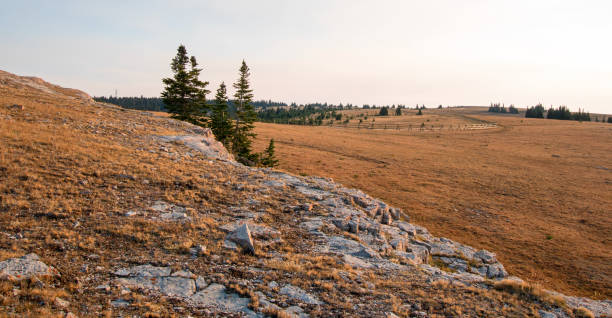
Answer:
0;70;609;317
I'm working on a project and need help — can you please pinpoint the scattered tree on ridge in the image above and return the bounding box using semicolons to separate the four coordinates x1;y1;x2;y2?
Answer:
232;60;258;164
378;107;389;116
161;45;210;126
260;139;279;168
210;82;234;148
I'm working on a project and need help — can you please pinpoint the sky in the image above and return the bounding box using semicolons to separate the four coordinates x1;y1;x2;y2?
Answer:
1;0;611;113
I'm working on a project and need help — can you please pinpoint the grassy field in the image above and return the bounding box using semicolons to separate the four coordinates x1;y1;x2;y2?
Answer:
254;107;612;299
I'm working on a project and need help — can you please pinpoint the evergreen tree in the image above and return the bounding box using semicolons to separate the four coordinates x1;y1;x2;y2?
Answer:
232;60;258;164
210;82;234;148
525;103;545;118
378;107;389;116
161;45;210;126
395;107;402;116
260;139;279;167
417;108;423;115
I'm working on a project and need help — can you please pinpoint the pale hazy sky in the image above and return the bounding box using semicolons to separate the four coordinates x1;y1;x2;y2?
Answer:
1;1;611;113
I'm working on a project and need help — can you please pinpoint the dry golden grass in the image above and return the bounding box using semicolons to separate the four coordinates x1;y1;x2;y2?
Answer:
254;107;612;299
494;279;566;307
0;72;599;316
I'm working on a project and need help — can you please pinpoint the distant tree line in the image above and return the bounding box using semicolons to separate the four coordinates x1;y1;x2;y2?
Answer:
525;104;546;118
258;105;329;125
525;103;593;122
488;103;519;114
94;95;287;113
93;96;167;111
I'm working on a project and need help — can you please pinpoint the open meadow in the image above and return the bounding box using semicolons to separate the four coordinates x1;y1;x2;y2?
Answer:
254;107;612;299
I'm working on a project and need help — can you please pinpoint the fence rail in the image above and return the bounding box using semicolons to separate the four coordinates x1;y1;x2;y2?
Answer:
323;122;498;131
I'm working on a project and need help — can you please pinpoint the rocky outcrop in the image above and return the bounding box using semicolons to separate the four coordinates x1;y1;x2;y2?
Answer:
0;70;92;102
112;265;257;316
0;254;60;280
159;133;234;161
279;284;323;305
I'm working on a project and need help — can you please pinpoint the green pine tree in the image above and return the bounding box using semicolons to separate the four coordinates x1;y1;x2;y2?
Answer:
161;45;210;126
210;82;234;148
261;139;279;167
232;60;258;164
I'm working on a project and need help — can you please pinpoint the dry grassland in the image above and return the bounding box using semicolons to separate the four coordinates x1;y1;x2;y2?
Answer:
0;71;606;316
254;107;612;299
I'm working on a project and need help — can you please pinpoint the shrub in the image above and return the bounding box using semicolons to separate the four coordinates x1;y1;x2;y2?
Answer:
574;307;595;318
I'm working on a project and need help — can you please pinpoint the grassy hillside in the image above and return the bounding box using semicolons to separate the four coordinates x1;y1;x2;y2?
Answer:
1;71;609;317
254;108;612;299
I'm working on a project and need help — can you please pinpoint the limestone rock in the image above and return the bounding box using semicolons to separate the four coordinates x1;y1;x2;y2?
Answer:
114;264;171;277
285;305;309;318
159;134;234;161
114;265;196;298
342;254;375;269
221;221;280;240
226;223;255;254
279;284;323;305
190;284;257;317
0;253;60;280
474;250;497;264
195;276;208;291
538;310;557;318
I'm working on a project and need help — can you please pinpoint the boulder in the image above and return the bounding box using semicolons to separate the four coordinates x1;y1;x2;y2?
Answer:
485;263;508;279
474;250;497;264
226;223;255;254
221;221;280;240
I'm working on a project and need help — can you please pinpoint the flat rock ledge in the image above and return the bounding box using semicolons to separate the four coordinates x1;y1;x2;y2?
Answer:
113;264;257;317
0;253;60;280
